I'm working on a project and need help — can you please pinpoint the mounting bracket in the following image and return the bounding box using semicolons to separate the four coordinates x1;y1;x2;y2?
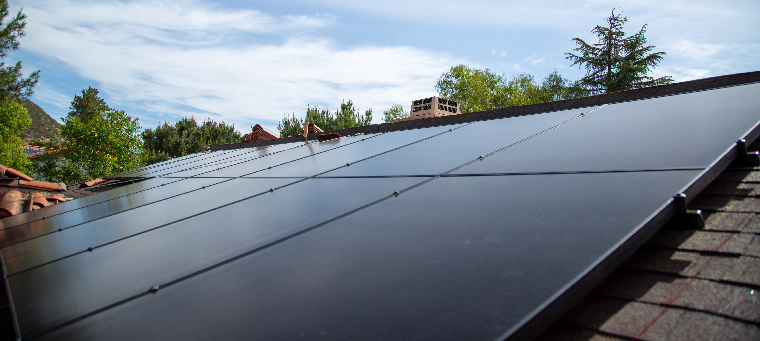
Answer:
733;139;760;167
668;193;704;230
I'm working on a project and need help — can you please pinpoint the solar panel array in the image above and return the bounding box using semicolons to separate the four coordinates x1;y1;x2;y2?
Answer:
2;82;759;340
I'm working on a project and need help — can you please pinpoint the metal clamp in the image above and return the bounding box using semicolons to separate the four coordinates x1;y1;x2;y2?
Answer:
670;193;704;230
733;139;760;167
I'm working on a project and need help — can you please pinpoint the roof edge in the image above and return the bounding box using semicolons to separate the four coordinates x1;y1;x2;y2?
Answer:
210;71;760;152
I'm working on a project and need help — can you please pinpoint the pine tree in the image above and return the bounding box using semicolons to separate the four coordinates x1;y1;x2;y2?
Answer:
0;0;39;100
566;9;672;94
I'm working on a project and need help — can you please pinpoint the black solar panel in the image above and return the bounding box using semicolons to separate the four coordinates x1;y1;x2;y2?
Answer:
2;80;759;340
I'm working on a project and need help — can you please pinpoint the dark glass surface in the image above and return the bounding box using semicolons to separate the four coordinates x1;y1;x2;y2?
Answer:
164;134;380;178
242;124;473;178
116;142;302;178
454;84;760;175
1;177;293;274
0;177;181;232
9;177;426;337
35;171;701;340
0;178;220;247
314;109;585;177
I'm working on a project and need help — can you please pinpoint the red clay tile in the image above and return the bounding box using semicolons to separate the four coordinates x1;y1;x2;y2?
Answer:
18;180;66;192
81;178;108;187
0;164;33;181
31;193;48;208
0;190;23;217
49;195;66;203
241;124;278;142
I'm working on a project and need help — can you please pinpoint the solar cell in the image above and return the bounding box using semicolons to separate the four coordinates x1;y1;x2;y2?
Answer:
33;171;701;340
453;84;760;175
8;177;427;337
315;108;588;177
2;79;759;340
0;177;180;231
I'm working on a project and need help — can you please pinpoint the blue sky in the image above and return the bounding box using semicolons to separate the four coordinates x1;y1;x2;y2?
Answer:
7;0;760;134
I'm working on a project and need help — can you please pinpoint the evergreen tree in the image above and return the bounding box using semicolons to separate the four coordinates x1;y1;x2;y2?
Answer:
383;104;408;123
142;116;240;163
565;9;672;94
69;86;109;122
0;1;39;101
277;100;373;137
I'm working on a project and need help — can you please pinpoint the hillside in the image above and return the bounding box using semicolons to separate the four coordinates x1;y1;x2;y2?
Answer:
20;101;62;142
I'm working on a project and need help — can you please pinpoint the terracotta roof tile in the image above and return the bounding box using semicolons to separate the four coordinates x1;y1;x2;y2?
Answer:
17;180;67;192
81;178;108;187
31;193;49;208
0;164;33;181
241;124;278;142
0;190;23;217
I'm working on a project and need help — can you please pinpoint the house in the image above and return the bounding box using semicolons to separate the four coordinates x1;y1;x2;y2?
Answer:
0;71;758;340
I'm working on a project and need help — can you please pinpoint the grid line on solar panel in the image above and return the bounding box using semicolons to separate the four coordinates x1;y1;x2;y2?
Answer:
153;134;380;178
11;106;612;337
0;135;375;232
5;177;312;277
115;140;305;177
22;167;701;340
1;125;473;272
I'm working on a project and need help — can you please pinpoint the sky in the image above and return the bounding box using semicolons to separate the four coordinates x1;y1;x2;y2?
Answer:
7;0;760;134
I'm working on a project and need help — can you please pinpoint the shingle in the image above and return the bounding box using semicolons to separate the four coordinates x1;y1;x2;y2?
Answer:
591;269;760;323
724;256;760;285
665;310;760;341
690;196;760;212
561;296;676;340
741;214;760;233
536;323;630;341
700;181;760;196
702;211;754;232
715;170;760;182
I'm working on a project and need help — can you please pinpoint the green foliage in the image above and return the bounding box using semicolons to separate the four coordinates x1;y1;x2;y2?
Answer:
565;9;672;94
0;1;39;101
277;100;373;137
33;88;143;184
435;65;583;113
383;104;409;123
142;117;240;162
0;98;31;172
69;86;108;123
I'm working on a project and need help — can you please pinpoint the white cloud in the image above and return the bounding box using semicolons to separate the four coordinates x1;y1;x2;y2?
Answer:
500;50;507;57
19;0;458;131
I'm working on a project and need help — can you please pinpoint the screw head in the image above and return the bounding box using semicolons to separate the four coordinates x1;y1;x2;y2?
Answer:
393;191;400;196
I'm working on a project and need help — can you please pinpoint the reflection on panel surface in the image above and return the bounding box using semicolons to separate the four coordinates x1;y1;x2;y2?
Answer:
8;177;426;336
454;84;760;175
36;171;700;340
3;82;759;340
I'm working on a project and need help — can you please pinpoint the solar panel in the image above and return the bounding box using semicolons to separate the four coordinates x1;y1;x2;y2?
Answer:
2;79;759;340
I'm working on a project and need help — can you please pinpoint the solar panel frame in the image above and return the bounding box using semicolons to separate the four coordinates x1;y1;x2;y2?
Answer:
1;79;759;340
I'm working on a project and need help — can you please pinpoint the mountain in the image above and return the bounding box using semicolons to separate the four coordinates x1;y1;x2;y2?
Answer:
20;101;62;142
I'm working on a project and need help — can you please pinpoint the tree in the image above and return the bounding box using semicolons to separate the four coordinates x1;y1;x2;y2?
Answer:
565;9;672;94
69;86;108;122
0;1;39;101
142;117;240;164
0;98;31;172
435;65;582;113
277;100;373;137
383;104;408;123
33;88;143;184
